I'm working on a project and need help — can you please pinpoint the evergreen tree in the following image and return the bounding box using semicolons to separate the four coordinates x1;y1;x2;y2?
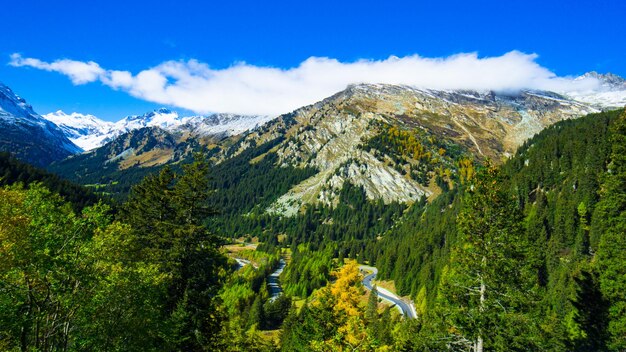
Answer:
365;286;379;325
249;295;265;329
593;111;626;350
568;270;609;351
439;162;537;351
120;155;227;351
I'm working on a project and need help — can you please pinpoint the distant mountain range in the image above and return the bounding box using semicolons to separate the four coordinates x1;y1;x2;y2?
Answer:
567;71;626;108
43;108;272;151
0;71;625;172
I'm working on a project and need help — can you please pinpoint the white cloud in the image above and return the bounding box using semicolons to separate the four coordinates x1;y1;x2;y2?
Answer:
10;53;105;85
8;51;602;116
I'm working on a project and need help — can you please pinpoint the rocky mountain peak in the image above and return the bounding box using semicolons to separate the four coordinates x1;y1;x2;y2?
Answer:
578;71;626;88
0;82;40;120
0;82;81;166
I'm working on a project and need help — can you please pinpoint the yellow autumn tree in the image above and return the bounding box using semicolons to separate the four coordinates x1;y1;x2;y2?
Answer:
310;260;386;351
331;260;363;317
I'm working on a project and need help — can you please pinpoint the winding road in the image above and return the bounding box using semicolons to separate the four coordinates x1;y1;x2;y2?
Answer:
268;259;286;302
359;265;417;319
233;257;286;302
234;258;414;318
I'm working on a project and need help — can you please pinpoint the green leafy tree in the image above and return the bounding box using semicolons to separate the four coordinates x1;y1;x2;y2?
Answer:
77;221;168;351
0;184;108;351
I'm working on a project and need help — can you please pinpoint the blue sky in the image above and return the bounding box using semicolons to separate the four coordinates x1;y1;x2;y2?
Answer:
2;0;625;120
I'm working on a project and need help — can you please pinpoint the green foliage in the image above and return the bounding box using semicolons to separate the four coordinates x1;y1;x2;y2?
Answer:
438;163;540;350
0;184;168;351
0;184;105;351
567;270;609;351
365;287;393;346
281;245;335;297
47;127;201;199
592;111;626;350
281;261;385;351
119;155;228;351
5;100;626;350
207;138;317;215
364;121;469;185
362;109;626;349
366;191;455;299
0;151;100;211
264;295;292;330
0;153;231;351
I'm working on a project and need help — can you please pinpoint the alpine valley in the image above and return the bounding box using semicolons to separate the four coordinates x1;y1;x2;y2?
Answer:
1;71;626;351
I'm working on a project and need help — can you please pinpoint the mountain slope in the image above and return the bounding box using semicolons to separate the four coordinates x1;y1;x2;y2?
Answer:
48;126;202;196
220;84;598;215
50;83;604;205
0;152;100;211
360;108;625;349
0;83;81;167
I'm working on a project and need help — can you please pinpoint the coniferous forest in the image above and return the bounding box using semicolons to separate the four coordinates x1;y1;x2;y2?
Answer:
1;109;626;351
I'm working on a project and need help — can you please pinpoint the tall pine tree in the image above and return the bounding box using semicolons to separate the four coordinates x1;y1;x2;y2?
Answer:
120;155;227;351
439;162;538;351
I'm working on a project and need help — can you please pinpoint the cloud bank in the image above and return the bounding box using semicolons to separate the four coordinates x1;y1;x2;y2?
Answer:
9;51;601;116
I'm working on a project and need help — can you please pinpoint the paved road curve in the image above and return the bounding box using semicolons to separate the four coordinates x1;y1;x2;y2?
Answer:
234;257;286;302
268;259;286;302
359;265;417;319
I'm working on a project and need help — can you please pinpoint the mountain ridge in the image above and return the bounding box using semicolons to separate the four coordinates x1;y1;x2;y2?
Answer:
219;83;600;214
43;108;272;151
50;81;617;209
0;82;81;166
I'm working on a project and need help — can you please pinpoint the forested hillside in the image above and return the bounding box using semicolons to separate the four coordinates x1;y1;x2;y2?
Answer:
2;109;625;351
357;108;626;349
0;152;100;210
0;157;230;351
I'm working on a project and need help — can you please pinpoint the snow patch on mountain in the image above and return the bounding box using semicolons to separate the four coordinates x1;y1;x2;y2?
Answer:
563;72;626;109
0;84;41;121
114;108;185;132
179;113;275;136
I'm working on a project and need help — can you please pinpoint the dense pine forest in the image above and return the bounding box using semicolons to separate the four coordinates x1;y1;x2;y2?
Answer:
1;109;625;351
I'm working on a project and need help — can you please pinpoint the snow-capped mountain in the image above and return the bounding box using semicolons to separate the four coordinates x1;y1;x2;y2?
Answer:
112;109;273;138
45;107;272;151
564;71;626;109
42;71;626;154
43;108;185;151
43;111;115;151
114;108;186;132
579;71;626;90
0;82;81;166
50;80;624;200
